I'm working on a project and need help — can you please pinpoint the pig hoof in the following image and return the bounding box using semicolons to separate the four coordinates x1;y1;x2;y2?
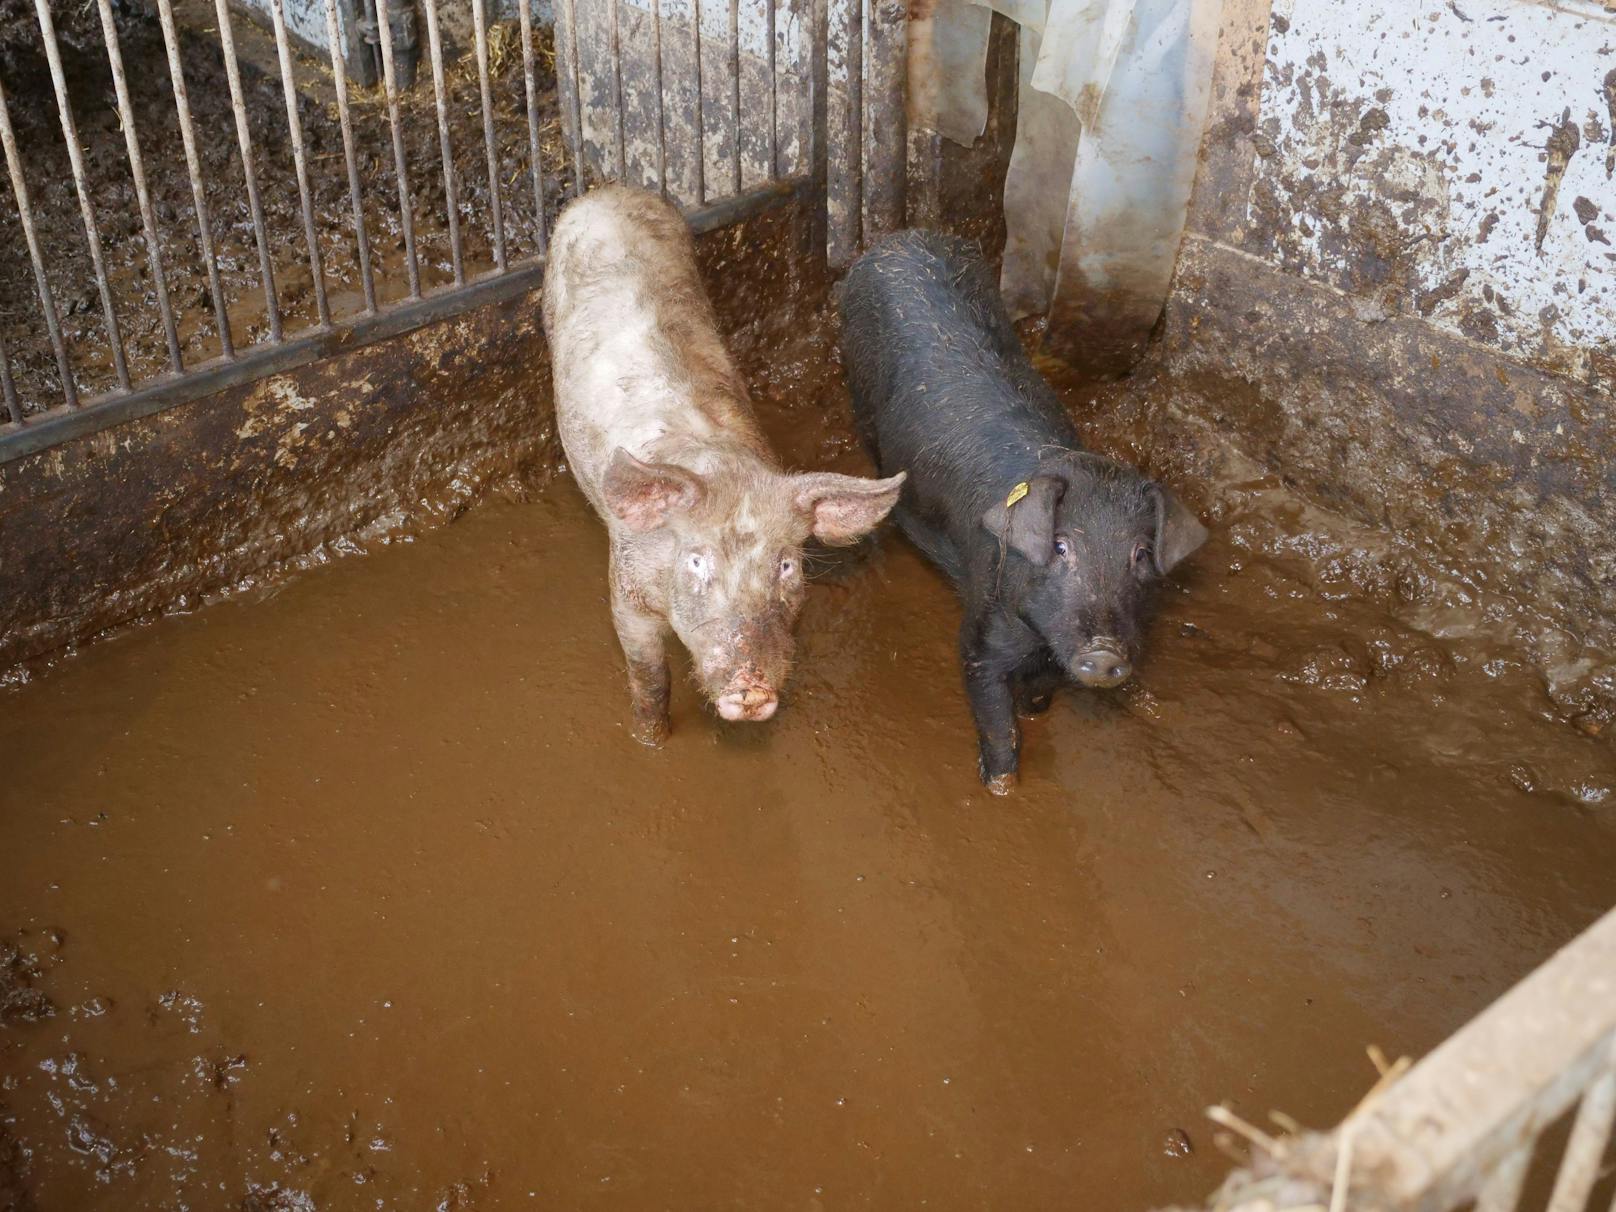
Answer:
983;771;1018;796
1017;693;1054;718
631;716;671;747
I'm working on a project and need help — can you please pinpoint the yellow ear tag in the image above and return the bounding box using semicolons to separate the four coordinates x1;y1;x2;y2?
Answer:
1005;481;1030;508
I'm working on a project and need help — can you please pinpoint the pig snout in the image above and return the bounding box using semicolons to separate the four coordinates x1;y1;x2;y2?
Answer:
1068;640;1132;689
715;678;779;722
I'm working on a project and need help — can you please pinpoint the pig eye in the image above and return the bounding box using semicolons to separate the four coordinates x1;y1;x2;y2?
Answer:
1053;537;1070;559
686;552;711;578
778;556;796;578
1131;540;1152;568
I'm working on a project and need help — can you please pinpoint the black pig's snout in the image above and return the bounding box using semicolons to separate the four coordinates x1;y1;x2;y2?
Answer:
1070;643;1132;689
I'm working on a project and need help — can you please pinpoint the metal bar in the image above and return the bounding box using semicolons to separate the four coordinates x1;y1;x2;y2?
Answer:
34;0;131;390
863;0;905;236
155;0;233;358
1547;1063;1616;1212
651;0;667;196
419;0;463;286
1474;1143;1532;1212
517;0;550;250
268;0;332;327
0;178;809;467
728;0;741;193
558;0;586;197
766;0;778;176
807;0;828;258
212;0;282;342
324;0;377;313
375;0;421;297
0;77;77;409
693;0;706;202
95;0;182;374
471;0;507;270
608;0;626;181
0;331;19;425
846;0;864;253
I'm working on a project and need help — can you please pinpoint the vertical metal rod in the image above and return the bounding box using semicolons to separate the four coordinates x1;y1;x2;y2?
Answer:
862;0;905;235
95;0;182;374
650;0;667;196
728;0;741;194
419;0;464;286
1547;1067;1616;1212
268;0;331;327
471;0;506;270
212;0;282;342
323;0;377;312
846;0;864;252
608;0;626;181
1475;1143;1532;1212
155;0;233;358
766;0;777;176
33;0;131;390
0;78;77;409
517;0;550;250
0;331;19;424
375;0;421;297
807;0;828;257
559;0;586;197
693;0;706;202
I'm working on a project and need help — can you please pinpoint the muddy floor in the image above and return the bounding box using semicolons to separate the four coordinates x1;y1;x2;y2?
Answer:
0;4;568;417
3;348;1615;1209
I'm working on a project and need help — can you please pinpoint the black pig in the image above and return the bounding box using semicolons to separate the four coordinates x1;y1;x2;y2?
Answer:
840;231;1207;793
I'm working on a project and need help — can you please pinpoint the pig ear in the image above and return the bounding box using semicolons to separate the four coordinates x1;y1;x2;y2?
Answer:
791;471;906;546
602;449;706;532
1148;484;1208;575
981;474;1063;561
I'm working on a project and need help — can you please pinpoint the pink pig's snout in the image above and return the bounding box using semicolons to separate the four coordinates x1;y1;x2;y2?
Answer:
715;681;779;722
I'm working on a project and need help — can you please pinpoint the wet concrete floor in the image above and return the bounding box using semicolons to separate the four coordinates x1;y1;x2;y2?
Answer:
3;369;1616;1209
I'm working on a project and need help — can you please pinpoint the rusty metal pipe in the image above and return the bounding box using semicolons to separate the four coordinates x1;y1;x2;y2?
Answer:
693;0;706;202
34;0;131;388
471;0;507;269
766;0;777;177
154;0;234;358
420;0;465;286
375;0;422;297
558;0;586;197
212;0;282;342
0;77;76;409
95;0;182;373
268;0;332;327
323;0;377;313
728;0;741;194
517;0;550;250
608;0;627;180
0;331;18;424
651;0;667;196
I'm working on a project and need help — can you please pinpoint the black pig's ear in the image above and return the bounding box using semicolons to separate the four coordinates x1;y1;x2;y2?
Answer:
981;475;1064;561
1149;484;1208;575
603;449;707;532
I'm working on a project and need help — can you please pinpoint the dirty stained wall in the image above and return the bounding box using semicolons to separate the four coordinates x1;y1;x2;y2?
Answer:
1168;0;1616;671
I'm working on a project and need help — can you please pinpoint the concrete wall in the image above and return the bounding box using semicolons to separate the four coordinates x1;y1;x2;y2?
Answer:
1167;0;1615;658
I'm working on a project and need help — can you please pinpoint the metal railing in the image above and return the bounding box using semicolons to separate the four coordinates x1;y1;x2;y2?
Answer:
1189;905;1616;1212
0;0;904;462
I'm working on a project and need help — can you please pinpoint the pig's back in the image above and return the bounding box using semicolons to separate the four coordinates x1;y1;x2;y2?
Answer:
543;186;764;498
840;231;1078;511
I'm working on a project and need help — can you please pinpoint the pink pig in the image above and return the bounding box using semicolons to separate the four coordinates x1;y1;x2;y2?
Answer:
542;186;904;742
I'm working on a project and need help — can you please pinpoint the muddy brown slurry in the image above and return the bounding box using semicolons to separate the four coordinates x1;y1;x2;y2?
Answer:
2;363;1616;1210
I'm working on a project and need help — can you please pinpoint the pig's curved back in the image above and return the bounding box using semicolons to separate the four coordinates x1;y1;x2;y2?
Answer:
543;185;770;505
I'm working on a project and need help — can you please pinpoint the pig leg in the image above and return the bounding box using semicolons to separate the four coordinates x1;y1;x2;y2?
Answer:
961;620;1023;794
611;588;672;747
1013;655;1063;717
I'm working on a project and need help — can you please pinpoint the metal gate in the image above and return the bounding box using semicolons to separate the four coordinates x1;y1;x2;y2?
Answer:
0;0;902;462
